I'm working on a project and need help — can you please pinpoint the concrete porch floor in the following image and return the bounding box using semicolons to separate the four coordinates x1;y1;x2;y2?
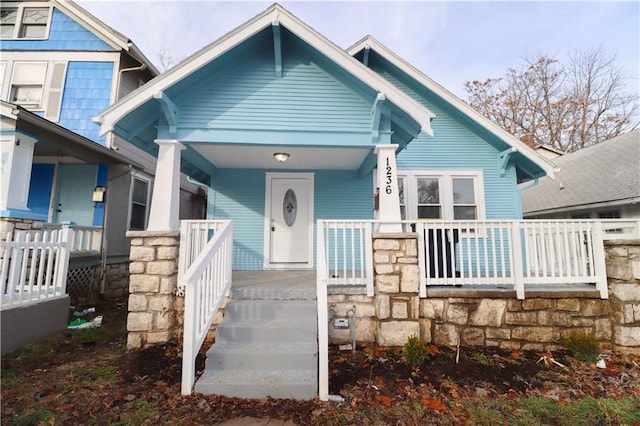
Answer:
231;270;316;300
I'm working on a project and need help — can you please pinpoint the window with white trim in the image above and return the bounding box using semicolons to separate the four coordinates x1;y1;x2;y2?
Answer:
398;170;486;221
2;60;67;120
1;5;50;39
129;175;151;230
10;61;46;109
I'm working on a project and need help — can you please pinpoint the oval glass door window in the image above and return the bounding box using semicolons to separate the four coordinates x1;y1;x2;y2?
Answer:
283;189;297;227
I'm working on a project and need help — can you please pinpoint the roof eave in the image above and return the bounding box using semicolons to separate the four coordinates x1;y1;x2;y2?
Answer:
348;36;556;180
95;4;435;138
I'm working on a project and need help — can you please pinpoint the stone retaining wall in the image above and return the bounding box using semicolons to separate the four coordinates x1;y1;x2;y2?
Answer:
125;229;639;354
327;235;640;354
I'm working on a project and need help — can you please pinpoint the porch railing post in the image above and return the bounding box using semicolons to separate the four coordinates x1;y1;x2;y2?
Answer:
591;221;609;299
55;224;73;297
511;221;525;300
316;220;329;401
416;222;427;298
181;271;198;395
364;223;374;296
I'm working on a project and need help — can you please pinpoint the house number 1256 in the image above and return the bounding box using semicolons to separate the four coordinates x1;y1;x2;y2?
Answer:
385;158;393;194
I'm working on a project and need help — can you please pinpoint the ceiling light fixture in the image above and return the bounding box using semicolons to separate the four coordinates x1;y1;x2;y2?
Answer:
273;152;290;162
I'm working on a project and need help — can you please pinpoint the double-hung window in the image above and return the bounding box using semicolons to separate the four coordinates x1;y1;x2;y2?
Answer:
129;176;151;231
397;170;485;222
1;5;50;39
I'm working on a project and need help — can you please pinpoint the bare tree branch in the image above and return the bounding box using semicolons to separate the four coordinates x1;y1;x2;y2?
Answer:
464;48;639;152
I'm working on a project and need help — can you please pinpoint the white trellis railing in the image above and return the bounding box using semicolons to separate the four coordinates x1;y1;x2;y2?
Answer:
1;226;73;310
179;220;233;395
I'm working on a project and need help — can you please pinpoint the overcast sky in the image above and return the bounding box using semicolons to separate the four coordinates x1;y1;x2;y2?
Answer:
76;0;639;100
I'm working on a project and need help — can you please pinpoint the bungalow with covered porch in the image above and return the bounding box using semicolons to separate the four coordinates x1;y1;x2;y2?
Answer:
94;4;639;400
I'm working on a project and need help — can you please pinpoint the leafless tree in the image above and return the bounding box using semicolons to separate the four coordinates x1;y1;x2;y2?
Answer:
464;47;639;152
155;48;185;73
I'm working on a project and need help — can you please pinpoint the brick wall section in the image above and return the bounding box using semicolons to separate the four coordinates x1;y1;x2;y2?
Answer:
126;230;180;350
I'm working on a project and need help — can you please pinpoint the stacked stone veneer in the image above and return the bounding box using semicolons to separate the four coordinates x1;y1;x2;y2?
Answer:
0;217;43;240
328;234;640;354
126;231;181;350
102;262;130;300
124;229;639;354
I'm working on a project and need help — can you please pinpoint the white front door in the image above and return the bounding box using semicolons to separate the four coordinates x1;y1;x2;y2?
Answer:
265;173;314;269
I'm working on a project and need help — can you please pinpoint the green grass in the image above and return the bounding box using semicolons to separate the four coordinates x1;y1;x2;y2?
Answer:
466;396;640;426
10;408;56;426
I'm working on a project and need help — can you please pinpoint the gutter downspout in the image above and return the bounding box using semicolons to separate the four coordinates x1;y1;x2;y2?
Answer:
107;62;147;149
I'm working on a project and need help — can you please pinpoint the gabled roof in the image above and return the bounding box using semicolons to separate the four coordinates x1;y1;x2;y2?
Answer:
53;0;159;75
522;129;640;216
94;3;434;138
347;36;556;182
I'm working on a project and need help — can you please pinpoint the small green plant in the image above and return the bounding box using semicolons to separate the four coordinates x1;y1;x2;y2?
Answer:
562;330;600;363
403;334;428;366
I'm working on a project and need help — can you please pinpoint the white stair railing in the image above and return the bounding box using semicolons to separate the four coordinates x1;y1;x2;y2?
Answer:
180;220;233;395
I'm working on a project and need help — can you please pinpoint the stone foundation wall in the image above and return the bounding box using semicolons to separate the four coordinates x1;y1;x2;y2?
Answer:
328;235;640;354
0;217;43;242
126;231;180;350
102;261;130;300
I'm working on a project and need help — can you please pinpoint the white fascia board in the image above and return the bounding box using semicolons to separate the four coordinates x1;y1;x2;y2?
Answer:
54;0;159;75
55;0;129;50
348;36;556;179
95;4;435;137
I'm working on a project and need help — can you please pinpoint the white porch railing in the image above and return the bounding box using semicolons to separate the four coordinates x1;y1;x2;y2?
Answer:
42;223;102;254
1;226;73;310
179;220;233;395
414;220;609;299
317;220;375;295
315;218;635;400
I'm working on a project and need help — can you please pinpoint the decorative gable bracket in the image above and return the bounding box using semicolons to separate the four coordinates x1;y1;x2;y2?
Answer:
272;22;282;78
371;92;389;143
154;91;180;137
498;147;516;177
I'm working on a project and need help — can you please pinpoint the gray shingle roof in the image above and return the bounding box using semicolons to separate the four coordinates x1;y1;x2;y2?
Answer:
521;129;640;215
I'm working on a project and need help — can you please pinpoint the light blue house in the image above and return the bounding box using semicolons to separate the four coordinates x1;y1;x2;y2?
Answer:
95;4;554;272
0;0;206;300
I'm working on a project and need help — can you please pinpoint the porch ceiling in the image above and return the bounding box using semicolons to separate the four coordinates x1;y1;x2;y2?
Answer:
192;144;369;170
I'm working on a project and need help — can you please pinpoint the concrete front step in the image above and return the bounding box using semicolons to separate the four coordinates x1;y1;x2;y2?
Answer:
216;318;317;343
205;341;318;370
231;285;316;301
195;369;317;400
224;299;317;321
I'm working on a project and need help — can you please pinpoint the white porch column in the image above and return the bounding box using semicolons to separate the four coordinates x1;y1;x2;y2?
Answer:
375;144;402;233
147;139;185;231
0;131;37;212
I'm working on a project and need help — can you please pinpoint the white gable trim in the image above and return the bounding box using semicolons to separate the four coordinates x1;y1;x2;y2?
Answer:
348;36;556;180
54;0;158;75
94;4;435;138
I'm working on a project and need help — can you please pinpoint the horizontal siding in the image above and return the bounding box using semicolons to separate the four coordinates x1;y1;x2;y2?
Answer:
209;169;373;270
1;8;113;51
370;60;521;220
209;169;266;270
178;42;373;135
58;62;114;145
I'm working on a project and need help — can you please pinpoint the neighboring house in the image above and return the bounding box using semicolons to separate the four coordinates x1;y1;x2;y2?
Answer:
0;0;206;298
95;4;554;271
522;129;640;220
